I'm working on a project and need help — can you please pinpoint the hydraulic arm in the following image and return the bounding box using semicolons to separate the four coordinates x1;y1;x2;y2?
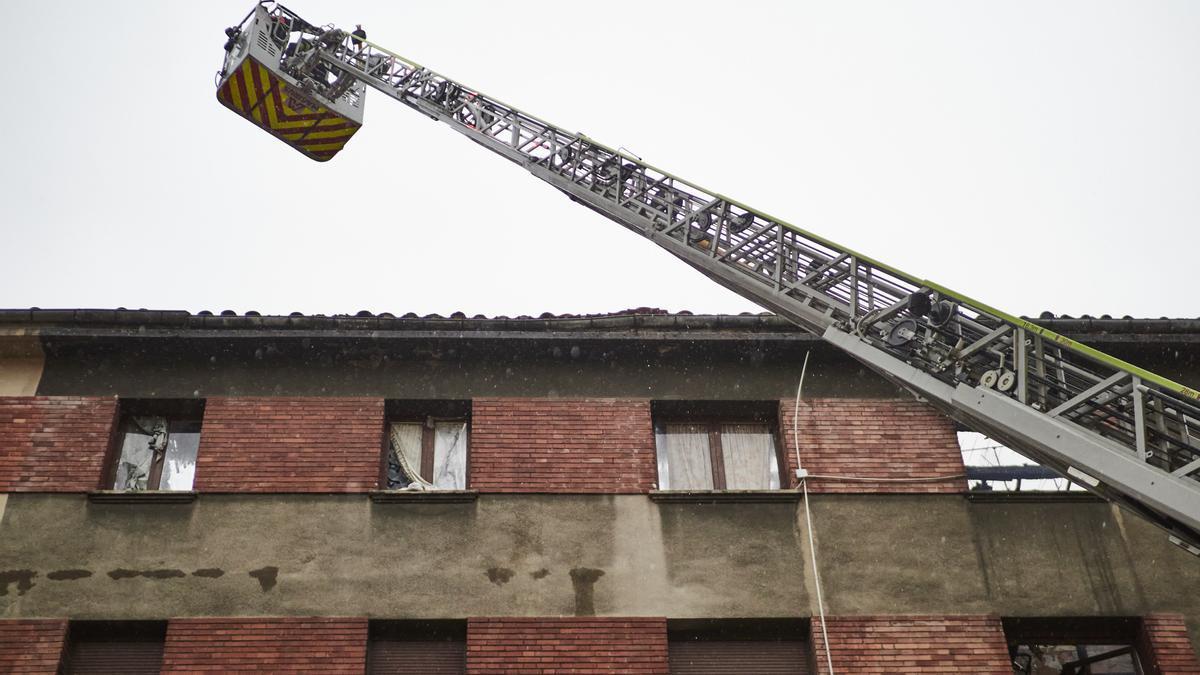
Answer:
219;3;1200;552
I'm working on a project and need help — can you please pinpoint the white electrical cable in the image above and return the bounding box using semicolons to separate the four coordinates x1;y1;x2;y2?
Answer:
792;351;835;674
805;473;966;482
793;351;809;475
803;478;834;675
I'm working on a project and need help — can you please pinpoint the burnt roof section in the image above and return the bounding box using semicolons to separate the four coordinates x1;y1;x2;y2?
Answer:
0;308;1197;343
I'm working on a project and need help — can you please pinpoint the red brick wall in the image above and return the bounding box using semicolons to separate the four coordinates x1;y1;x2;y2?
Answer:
469;399;655;493
195;397;383;492
161;617;367;673
467;617;668;674
0;396;116;492
0;619;67;674
1141;614;1200;674
811;615;1010;674
781;398;966;493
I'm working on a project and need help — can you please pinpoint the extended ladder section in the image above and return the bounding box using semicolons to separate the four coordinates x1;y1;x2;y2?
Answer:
231;4;1200;552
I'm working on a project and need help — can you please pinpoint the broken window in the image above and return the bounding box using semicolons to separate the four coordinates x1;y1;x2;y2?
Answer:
110;400;204;492
960;431;1086;493
384;400;469;490
1005;617;1144;675
1011;645;1141;675
653;401;783;490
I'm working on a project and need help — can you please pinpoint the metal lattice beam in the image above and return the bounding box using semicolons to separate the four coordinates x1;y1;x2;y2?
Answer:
257;8;1200;551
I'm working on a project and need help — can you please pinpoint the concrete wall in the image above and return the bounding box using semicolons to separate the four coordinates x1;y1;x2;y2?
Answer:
33;337;896;400
1;493;1198;651
0;336;44;397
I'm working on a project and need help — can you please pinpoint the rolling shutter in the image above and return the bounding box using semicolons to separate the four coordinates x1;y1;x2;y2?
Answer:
367;620;466;674
367;639;465;674
669;639;810;674
62;622;164;675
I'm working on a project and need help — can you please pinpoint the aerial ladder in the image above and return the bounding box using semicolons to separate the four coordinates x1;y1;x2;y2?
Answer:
217;2;1200;553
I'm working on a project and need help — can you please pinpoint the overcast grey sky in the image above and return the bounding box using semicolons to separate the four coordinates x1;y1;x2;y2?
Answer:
2;1;1197;318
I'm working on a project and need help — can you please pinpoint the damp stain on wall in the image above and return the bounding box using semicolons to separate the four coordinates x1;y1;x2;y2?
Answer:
249;566;279;592
569;567;605;616
486;567;515;586
47;570;93;581
0;570;36;596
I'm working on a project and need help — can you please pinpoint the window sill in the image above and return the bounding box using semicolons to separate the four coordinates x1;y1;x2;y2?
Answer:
87;490;198;504
965;491;1104;504
369;489;478;504
648;489;802;504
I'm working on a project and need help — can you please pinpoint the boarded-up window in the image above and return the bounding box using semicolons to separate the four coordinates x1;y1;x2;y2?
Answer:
61;621;165;675
669;619;810;675
367;620;465;674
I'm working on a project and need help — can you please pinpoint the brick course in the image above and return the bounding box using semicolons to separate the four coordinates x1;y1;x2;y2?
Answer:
161;617;367;673
1141;614;1200;674
195;397;383;492
470;399;656;493
0;396;117;492
781;398;966;493
467;617;669;674
0;619;67;674
811;615;1011;674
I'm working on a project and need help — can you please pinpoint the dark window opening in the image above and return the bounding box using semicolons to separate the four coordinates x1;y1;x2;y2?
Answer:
383;400;470;490
653;401;785;490
1004;617;1144;675
109;399;205;492
60;620;165;675
668;618;810;674
367;619;466;674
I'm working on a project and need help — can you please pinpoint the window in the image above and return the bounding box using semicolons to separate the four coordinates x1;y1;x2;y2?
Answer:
367;620;465;674
654;401;783;490
668;619;810;674
384;400;469;490
1004;617;1144;675
109;400;204;492
60;621;165;674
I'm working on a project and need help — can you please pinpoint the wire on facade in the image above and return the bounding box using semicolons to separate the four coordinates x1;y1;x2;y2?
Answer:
792;352;836;675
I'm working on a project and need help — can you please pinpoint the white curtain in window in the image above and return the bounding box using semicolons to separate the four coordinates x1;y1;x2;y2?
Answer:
656;424;713;490
432;421;468;489
390;423;426;485
720;423;779;489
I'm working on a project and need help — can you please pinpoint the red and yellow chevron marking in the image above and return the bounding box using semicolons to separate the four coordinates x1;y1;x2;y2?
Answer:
216;56;360;162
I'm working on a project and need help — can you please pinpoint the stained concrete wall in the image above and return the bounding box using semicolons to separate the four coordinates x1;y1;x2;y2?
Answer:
1;493;1198;652
34;337;895;400
810;495;1200;649
0;336;44;397
0;494;808;621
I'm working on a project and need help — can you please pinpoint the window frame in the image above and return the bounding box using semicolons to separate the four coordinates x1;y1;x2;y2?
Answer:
667;618;812;674
381;400;472;490
366;619;467;674
653;403;788;491
103;399;205;492
61;620;167;674
1003;617;1146;675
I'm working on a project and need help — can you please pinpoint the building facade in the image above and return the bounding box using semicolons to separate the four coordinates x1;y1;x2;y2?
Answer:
0;308;1198;674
